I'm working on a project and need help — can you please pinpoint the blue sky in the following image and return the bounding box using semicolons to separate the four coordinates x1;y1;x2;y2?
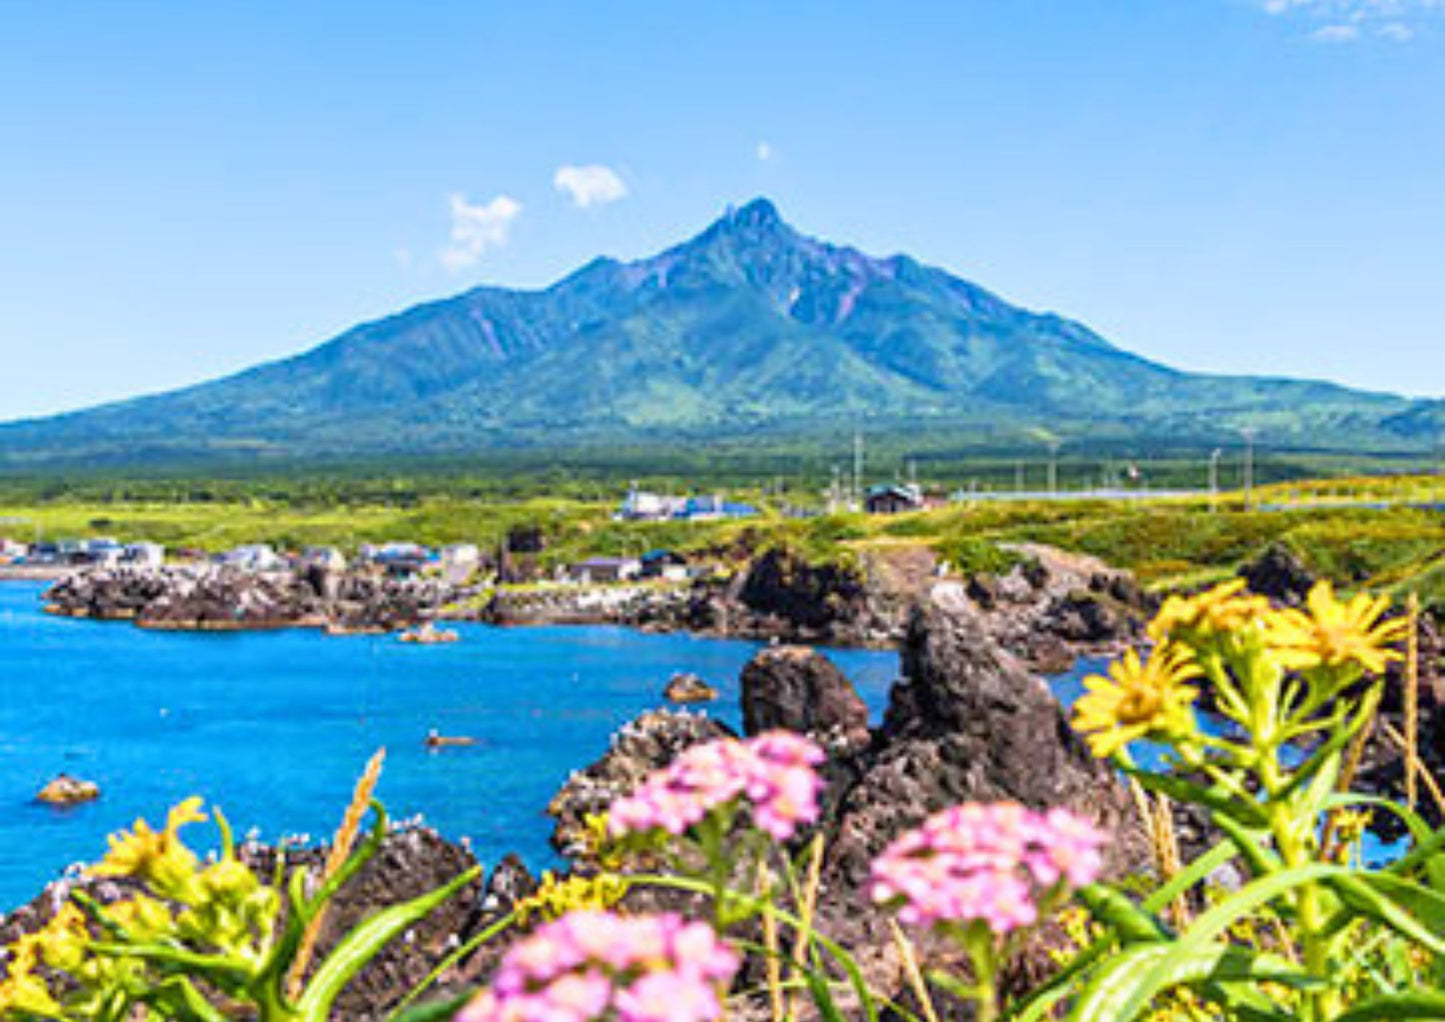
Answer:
1;0;1442;420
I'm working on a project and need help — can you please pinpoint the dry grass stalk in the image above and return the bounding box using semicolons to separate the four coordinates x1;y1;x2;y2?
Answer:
888;919;941;1022
755;860;785;1022
1384;720;1445;819
786;834;826;1020
287;747;387;999
1149;793;1187;929
1407;593;1421;810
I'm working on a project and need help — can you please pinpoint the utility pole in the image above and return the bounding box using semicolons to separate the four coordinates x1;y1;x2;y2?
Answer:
1015;460;1025;494
1209;449;1223;512
1241;428;1257;511
1046;441;1061;496
853;433;865;511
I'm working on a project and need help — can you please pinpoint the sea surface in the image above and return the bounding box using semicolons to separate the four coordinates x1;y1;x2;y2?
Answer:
0;581;907;910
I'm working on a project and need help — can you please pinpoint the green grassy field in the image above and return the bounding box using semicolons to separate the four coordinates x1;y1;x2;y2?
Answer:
6;474;1444;612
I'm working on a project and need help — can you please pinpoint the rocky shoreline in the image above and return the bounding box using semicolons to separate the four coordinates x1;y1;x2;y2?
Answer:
34;542;1151;672
41;564;470;634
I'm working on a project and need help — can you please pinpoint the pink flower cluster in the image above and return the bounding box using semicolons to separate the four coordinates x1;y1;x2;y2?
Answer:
870;803;1106;934
457;910;739;1022
608;731;825;842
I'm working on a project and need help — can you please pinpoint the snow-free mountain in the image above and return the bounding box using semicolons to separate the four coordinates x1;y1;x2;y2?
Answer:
1;198;1438;465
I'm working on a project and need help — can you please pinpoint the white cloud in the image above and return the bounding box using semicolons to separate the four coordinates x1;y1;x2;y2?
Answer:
440;193;521;272
553;164;628;208
757;141;774;162
1254;0;1439;39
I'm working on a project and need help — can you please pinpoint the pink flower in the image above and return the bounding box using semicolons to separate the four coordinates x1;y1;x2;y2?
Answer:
457;911;739;1022
870;803;1106;935
608;731;825;843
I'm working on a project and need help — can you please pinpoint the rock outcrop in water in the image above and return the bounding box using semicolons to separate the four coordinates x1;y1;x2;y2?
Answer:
43;567;465;633
546;710;735;858
740;645;872;752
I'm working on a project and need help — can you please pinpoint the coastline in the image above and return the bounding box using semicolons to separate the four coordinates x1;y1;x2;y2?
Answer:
0;566;72;582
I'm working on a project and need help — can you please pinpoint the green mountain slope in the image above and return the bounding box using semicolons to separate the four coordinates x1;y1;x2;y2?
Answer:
1;198;1437;465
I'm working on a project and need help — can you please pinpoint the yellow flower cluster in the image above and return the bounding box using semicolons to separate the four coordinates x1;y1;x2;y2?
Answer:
90;796;208;901
1148;579;1272;648
0;904;96;1016
515;871;630;925
1074;580;1406;760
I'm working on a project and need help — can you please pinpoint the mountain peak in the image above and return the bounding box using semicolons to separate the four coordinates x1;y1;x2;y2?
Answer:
700;197;791;241
731;196;782;227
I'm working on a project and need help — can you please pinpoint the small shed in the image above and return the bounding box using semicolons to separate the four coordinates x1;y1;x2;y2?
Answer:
865;484;925;515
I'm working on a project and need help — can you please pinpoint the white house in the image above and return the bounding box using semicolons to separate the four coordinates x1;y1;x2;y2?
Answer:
83;538;127;568
441;543;481;570
220;544;287;573
0;538;28;562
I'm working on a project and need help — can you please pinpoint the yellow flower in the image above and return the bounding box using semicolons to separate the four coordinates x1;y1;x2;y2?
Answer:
106;895;175;943
515;871;629;924
1149;580;1272;647
30;903;89;973
0;935;61;1017
1262;581;1405;677
91;797;207;902
1073;644;1203;758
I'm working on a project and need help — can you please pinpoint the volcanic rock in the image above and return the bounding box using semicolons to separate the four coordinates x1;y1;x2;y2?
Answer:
1239;543;1317;606
663;672;718;704
35;774;100;807
740;646;872;751
546;710;734;858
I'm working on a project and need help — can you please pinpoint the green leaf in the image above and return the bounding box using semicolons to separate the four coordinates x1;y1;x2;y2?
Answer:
1334;991;1445;1021
389;992;476;1022
296;864;481;1022
1326;873;1445;956
1087;863;1344;1021
803;970;850;1022
1141;838;1239;915
1068;943;1316;1022
1125;767;1269;829
297;861;479;1022
1210;812;1282;881
1276;686;1379;805
1075;885;1171;944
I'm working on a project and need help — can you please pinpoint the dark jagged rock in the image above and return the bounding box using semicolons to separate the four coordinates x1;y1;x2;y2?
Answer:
731;547;884;642
740;646;872;751
813;584;1151;997
943;544;1149;672
1239;543;1317;606
43;566;466;634
546;710;734;857
663;672;718;705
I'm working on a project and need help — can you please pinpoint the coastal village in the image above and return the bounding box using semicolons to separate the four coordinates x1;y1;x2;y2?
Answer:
0;482;941;584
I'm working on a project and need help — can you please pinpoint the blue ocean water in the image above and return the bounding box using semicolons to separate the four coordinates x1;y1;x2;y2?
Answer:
0;581;903;910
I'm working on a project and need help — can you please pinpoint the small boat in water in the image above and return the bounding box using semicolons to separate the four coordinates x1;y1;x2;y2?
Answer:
425;729;477;749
